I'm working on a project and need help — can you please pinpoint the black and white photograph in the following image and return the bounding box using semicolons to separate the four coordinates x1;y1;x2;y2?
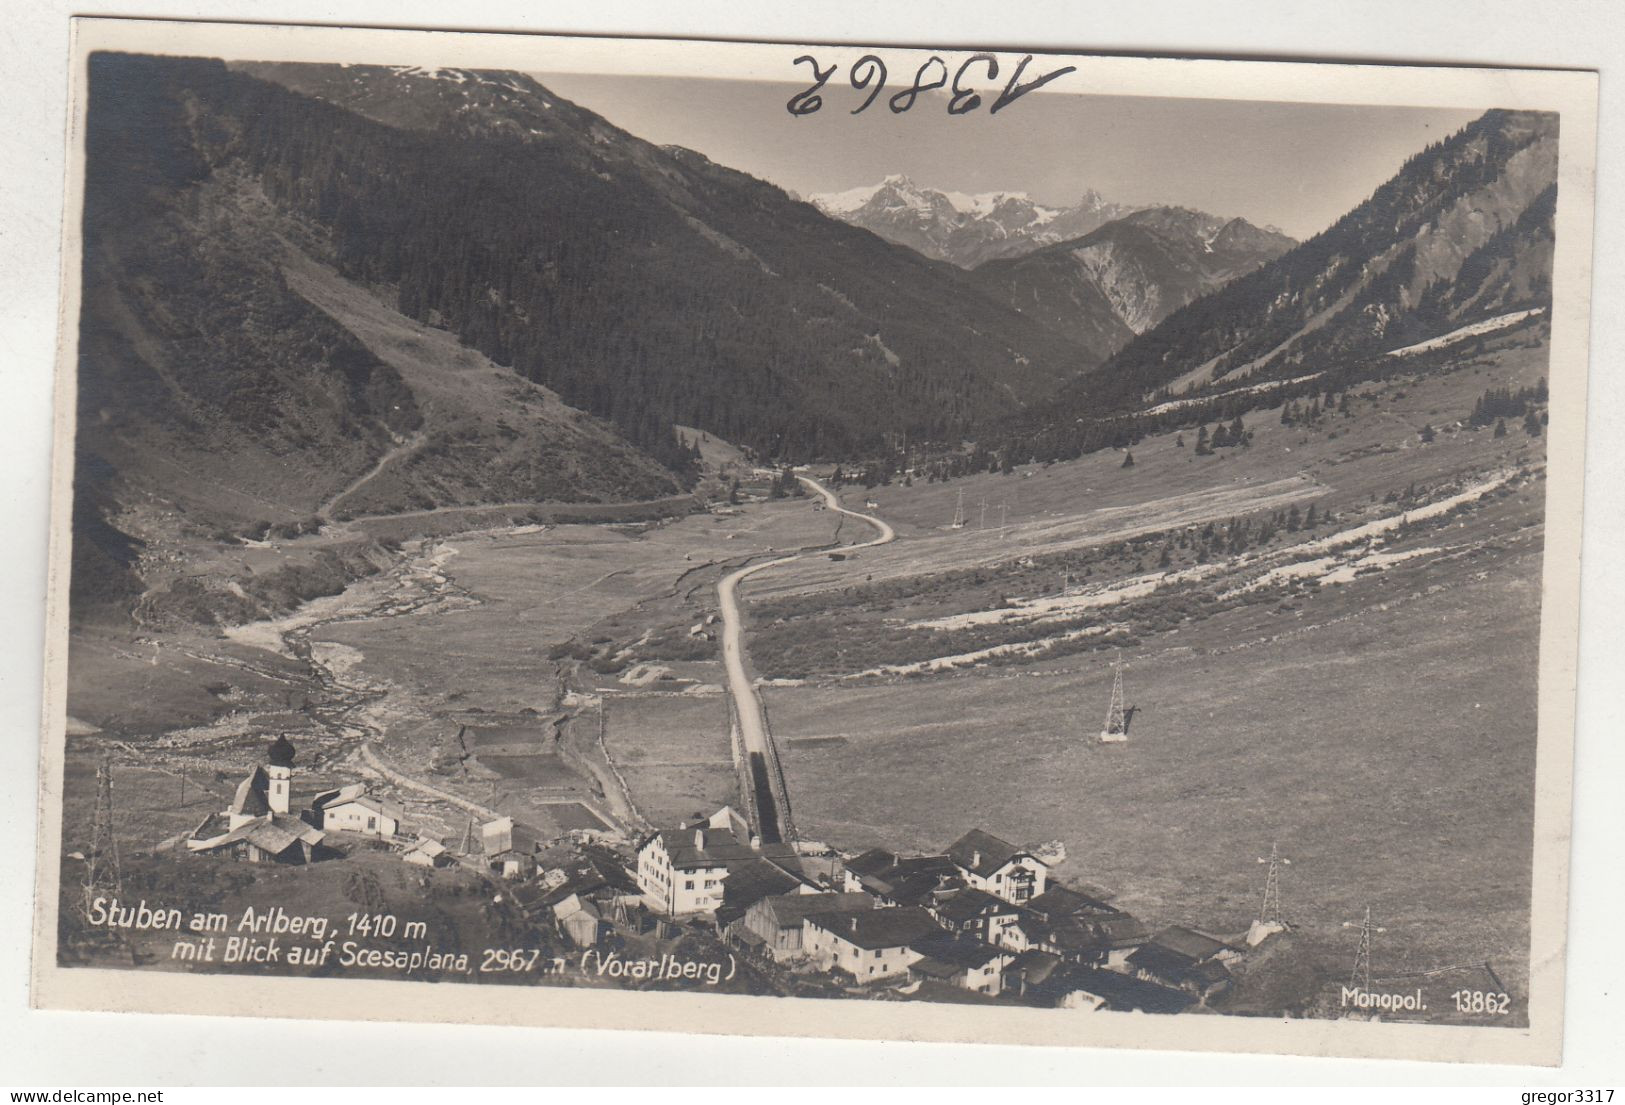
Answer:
27;17;1600;1068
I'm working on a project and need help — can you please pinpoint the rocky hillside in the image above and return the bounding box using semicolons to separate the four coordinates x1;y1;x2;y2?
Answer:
1069;109;1559;410
811;175;1143;268
971;208;1296;369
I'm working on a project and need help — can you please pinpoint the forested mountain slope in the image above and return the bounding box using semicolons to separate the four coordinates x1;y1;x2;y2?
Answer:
220;59;1089;454
1063;109;1558;412
971;208;1295;369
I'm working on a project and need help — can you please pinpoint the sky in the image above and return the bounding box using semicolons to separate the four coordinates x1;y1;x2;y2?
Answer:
535;73;1482;240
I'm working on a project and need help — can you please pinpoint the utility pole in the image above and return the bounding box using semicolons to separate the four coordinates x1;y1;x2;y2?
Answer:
1099;652;1128;743
84;752;122;918
979;499;988;531
999;502;1008;539
1257;842;1290;926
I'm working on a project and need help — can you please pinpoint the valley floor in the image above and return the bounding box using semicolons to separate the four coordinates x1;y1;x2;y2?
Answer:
58;327;1551;1024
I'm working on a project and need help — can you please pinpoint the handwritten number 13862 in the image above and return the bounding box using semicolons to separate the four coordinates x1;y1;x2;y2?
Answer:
787;54;1077;117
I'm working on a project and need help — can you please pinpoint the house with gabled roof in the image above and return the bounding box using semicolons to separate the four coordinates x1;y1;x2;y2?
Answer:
945;829;1049;904
635;806;800;917
841;848;963;907
737;891;876;961
906;928;1012;996
927;886;1027;951
1126;925;1243;1000
803;906;941;983
310;785;403;838
189;813;327;865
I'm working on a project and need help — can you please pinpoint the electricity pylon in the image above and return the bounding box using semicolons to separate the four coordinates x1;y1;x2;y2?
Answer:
1100;653;1128;743
1343;905;1387;991
1257;842;1291;926
83;753;122;917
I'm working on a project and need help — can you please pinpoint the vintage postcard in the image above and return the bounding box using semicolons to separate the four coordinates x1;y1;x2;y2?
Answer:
34;17;1597;1065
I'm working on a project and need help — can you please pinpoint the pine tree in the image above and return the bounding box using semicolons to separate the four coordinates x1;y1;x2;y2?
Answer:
1121;450;1135;469
1494;418;1508;438
1523;411;1542;436
1420;424;1435;443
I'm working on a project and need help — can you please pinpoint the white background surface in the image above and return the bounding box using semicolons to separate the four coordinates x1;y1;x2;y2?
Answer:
2;0;1620;1086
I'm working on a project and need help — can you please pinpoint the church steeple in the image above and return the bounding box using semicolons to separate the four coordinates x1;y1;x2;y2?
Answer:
268;734;296;768
265;736;296;815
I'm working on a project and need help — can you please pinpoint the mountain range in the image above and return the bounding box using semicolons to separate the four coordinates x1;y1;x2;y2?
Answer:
73;54;1559;615
811;176;1145;268
971;207;1297;368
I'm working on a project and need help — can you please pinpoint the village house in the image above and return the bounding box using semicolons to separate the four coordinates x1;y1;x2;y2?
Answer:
715;856;819;927
840;848;963;907
635;806;799;917
190;812;328;865
906;928;1012;996
1126;925;1244;1001
945;829;1050;904
803;906;940;983
402;836;451;868
928;886;1027;952
550;893;604;948
309;784;403;838
1001;951;1194;1013
736;891;875;962
1036;912;1151;969
1021;883;1149;968
482;816;539;879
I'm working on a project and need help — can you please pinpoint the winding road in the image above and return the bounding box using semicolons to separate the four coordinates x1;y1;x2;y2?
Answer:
715;476;894;841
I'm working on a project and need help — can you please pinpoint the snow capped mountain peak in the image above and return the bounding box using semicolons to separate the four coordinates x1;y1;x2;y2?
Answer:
810;177;1145;267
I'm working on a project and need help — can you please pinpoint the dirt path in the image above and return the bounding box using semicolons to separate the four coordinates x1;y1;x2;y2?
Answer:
360;742;501;821
319;432;425;519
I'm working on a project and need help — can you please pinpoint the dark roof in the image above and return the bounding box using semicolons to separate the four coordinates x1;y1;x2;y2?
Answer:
1128;944;1236;992
1149;925;1237;961
881;869;961;908
1095;914;1151;948
1044;911;1152;954
843;848;898;879
945;829;1030;877
850;853;962;904
932;887;1018;924
806;906;941;950
230;767;271;817
717;858;807;925
1026;884;1115;921
908;929;1006;971
757;892;876;928
648;825;798;872
1062;966;1196;1014
538;853;640;909
196;813;323;857
900;978;1002;1005
1005;949;1065;986
1127;942;1197;976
